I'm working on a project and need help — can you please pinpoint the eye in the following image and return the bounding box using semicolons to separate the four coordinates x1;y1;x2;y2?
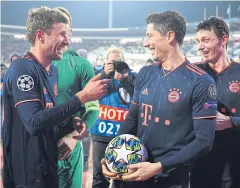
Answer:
146;34;152;38
204;39;210;43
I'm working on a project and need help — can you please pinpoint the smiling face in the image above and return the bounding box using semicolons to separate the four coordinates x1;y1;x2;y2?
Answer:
196;29;226;64
144;23;169;62
41;22;70;61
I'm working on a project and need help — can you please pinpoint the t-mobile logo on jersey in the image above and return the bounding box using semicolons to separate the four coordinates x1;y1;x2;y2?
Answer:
141;103;153;126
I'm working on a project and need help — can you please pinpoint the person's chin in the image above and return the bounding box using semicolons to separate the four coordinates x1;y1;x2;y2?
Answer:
152;56;159;62
55;54;63;60
202;57;211;64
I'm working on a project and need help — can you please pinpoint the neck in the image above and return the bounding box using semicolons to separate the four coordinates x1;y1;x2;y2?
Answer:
30;47;51;72
162;46;185;70
208;50;231;73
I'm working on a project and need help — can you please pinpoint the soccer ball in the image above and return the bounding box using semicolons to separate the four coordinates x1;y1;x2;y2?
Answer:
17;75;34;91
105;134;148;174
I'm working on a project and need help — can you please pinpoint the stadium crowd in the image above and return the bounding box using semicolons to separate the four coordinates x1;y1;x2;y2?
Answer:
1;6;240;188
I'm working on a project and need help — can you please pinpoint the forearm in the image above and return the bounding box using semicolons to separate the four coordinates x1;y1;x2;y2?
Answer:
160;118;215;172
17;96;82;135
117;102;138;136
230;116;240;128
160;137;212;172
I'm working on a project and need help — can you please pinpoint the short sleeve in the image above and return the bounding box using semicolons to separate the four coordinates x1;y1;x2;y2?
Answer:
9;59;41;106
192;76;217;119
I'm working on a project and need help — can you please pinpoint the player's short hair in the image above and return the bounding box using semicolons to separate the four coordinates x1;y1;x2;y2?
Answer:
54;7;72;27
196;16;229;40
106;47;125;61
26;6;69;47
146;11;186;45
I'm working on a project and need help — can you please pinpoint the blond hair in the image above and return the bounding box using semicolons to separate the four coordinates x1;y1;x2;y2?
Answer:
106;47;125;61
54;7;72;27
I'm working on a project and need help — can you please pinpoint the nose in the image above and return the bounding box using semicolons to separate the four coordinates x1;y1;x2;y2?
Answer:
143;39;150;48
64;35;70;46
197;41;204;51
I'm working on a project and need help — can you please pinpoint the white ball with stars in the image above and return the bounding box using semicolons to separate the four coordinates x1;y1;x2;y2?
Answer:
17;75;34;91
105;134;148;174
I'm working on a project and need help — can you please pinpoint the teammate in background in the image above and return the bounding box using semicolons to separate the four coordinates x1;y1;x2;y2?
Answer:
2;7;108;188
102;11;217;188
52;7;99;188
191;16;240;188
90;48;136;188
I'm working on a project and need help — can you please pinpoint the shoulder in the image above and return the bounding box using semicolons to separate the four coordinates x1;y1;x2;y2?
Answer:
139;63;158;75
66;49;92;66
184;61;214;85
7;55;36;75
134;64;158;86
185;63;207;76
192;61;207;69
233;61;240;68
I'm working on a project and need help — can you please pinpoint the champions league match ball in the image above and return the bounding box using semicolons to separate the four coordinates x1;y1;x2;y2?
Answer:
105;134;148;174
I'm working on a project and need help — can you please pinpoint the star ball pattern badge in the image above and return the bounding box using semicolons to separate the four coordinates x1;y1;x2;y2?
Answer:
208;84;217;99
17;75;34;91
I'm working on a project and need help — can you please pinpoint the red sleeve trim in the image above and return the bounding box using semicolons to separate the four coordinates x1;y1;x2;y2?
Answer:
15;99;41;107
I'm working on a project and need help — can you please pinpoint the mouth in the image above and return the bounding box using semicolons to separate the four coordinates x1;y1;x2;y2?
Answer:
201;51;209;57
56;47;65;55
149;47;156;55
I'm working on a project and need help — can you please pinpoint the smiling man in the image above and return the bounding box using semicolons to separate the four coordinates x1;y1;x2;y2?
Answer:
191;16;240;188
101;11;217;188
2;7;109;188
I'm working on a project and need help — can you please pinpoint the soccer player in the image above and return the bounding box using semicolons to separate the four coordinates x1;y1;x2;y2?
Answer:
102;11;217;188
191;16;240;188
52;7;99;188
2;7;108;188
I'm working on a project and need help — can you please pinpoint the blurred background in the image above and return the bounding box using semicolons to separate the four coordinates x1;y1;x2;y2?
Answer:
1;1;240;187
1;1;240;72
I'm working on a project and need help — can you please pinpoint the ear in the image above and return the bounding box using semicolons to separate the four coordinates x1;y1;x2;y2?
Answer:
167;31;175;44
221;35;228;48
36;30;44;43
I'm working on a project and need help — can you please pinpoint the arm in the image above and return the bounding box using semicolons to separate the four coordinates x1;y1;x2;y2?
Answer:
215;112;240;130
160;118;215;171
230;116;240;128
10;60;108;136
117;102;138;136
121;118;216;181
75;56;99;129
160;77;217;171
16;96;81;136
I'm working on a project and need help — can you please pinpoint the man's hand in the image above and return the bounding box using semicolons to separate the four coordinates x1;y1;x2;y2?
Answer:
72;117;87;140
216;111;232;131
101;158;122;180
104;62;115;75
58;133;78;160
76;74;110;103
121;162;162;181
